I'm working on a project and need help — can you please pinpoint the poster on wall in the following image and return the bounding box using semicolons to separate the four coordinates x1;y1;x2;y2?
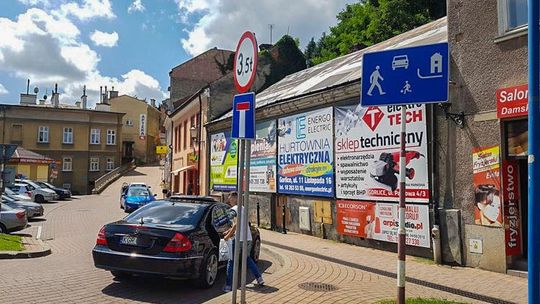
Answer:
336;200;430;248
249;120;277;193
335;104;429;203
502;160;522;256
210;131;238;191
472;146;503;227
139;114;147;139
277;107;333;197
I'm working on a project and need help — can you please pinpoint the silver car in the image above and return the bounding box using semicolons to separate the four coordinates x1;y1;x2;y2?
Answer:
0;203;28;233
4;187;34;201
14;180;58;203
2;195;44;218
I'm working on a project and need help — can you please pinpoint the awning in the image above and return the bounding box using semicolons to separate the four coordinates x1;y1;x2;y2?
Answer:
171;165;195;175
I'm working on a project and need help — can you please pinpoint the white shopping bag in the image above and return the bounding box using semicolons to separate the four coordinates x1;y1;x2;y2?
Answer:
219;239;230;262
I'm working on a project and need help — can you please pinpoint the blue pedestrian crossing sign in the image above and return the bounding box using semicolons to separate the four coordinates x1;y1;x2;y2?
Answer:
361;42;449;106
231;92;256;140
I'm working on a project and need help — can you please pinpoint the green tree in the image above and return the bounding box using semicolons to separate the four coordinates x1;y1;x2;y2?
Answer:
310;0;444;65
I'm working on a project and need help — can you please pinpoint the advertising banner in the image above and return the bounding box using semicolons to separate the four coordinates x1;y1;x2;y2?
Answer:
139;114;147;139
277;107;333;197
502;160;522;256
496;84;528;119
473;146;502;227
249;120;277;193
336;200;430;248
335;104;429;203
210;131;238;191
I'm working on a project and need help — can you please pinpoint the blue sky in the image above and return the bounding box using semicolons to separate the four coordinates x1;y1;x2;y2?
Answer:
0;0;355;106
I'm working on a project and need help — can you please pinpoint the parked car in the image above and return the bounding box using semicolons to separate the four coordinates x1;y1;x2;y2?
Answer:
0;203;27;233
4;187;34;201
15;179;58;203
8;183;33;199
120;186;156;213
2;195;43;218
34;181;71;200
93;197;261;288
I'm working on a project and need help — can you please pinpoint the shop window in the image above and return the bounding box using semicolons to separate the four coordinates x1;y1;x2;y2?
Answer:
62;157;73;172
38;126;49;143
505;119;528;157
498;0;528;33
90;157;100;172
90;128;100;144
63;127;73;144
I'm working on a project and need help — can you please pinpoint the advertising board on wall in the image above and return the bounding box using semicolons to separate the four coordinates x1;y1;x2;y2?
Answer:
472;146;503;227
139;114;147;140
210;131;238;191
502;160;522;256
335;104;429;203
249;120;277;193
336;200;430;248
496;84;528;119
277;107;334;197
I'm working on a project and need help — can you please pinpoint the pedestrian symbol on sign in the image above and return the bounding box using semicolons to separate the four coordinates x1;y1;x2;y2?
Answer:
367;66;386;96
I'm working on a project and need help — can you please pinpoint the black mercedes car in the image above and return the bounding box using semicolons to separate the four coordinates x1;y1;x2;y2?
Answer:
92;196;261;288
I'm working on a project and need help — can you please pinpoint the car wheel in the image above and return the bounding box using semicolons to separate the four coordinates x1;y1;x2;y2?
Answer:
35;195;45;204
0;223;7;234
196;250;218;288
251;237;261;263
111;271;131;281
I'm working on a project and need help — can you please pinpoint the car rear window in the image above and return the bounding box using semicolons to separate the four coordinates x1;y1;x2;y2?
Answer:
124;201;206;226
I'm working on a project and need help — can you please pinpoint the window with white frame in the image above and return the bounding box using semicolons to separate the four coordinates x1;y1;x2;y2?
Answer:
126;119;133;127
90;128;100;144
90;157;99;171
38;126;49;143
499;0;528;33
106;158;115;171
62;157;73;172
63;127;73;144
106;129;116;145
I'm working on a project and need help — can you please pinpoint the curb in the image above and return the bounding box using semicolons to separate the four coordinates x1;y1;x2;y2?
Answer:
0;237;51;259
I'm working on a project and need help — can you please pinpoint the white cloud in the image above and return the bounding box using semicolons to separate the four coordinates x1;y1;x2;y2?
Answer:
0;8;166;106
128;0;145;13
90;30;119;47
17;0;50;6
0;83;8;95
58;0;115;21
177;0;356;56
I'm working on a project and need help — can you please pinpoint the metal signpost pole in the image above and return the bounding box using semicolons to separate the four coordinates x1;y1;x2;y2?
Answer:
231;139;245;304
528;0;540;303
397;106;407;304
240;141;252;304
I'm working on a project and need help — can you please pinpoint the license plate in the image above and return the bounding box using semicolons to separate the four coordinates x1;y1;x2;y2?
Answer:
120;235;138;246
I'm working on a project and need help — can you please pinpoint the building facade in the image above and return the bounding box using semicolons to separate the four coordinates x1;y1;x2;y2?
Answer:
0;100;124;195
442;0;528;273
110;95;161;164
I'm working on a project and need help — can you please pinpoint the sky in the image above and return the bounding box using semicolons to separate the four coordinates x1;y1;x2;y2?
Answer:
0;0;356;107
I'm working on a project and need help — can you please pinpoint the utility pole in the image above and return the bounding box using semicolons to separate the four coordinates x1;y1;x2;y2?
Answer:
269;24;274;44
528;0;539;303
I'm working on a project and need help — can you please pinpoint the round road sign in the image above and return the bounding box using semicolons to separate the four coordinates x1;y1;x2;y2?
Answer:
233;31;258;93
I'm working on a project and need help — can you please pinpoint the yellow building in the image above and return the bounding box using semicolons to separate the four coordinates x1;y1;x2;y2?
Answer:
109;95;161;164
6;147;55;182
0;92;124;194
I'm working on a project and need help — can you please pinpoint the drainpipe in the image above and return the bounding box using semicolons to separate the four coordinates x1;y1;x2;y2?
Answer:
197;94;203;195
430;104;442;264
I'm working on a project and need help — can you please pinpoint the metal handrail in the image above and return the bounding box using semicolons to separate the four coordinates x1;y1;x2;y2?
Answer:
92;159;136;194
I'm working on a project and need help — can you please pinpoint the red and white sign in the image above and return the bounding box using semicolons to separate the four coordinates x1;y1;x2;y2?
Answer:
233;31;258;93
336;200;430;248
496;84;529;119
502;160;522;256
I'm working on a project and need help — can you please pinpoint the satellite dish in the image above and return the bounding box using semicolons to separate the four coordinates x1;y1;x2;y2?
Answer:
43;94;48;100
33;87;39;94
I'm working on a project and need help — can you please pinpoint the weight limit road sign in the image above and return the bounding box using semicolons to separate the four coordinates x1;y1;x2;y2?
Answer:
231;92;255;140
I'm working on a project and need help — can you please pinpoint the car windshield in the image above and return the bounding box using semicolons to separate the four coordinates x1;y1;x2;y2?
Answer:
1;202;14;211
127;187;152;197
124;201;206;226
25;181;41;189
4;188;16;195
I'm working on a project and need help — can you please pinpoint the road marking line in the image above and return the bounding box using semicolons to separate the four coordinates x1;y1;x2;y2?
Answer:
36;225;42;240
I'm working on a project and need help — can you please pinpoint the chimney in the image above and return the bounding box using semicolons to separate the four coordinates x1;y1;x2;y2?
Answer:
81;85;88;109
109;86;119;99
20;94;37;105
75;101;81;108
52;83;60;107
150;99;156;107
103;86;109;104
99;86;103;103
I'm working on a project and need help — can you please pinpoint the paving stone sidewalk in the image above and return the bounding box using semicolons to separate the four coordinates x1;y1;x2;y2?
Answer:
208;230;527;304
